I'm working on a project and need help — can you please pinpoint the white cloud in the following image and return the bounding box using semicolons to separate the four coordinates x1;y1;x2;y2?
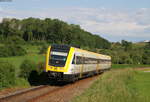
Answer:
0;7;2;11
0;7;150;41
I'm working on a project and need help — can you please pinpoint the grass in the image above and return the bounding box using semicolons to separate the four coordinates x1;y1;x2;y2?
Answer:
134;71;150;101
0;54;45;90
72;69;150;102
0;54;45;74
112;64;150;69
0;45;45;71
133;42;146;48
0;45;45;90
23;45;41;55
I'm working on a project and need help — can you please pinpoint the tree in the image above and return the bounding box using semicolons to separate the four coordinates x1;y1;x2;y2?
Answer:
121;40;132;51
142;50;150;64
145;42;150;50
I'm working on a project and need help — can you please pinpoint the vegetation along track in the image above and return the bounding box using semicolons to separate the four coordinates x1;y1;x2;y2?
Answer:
0;75;99;102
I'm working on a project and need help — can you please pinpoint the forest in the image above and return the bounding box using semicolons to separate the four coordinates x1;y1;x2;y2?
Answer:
0;18;110;48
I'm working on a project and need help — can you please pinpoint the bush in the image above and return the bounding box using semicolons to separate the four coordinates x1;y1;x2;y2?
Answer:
39;44;48;54
5;36;26;45
37;61;45;74
0;61;16;89
8;44;27;56
0;44;27;57
0;47;11;57
29;41;48;46
19;59;37;79
15;78;30;87
142;50;150;64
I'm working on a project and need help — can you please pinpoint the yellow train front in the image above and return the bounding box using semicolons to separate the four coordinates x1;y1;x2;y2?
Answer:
45;44;111;82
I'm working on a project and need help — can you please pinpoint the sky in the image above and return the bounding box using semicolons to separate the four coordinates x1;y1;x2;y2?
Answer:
0;0;150;42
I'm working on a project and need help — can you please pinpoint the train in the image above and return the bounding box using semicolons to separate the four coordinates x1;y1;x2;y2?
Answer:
45;44;111;82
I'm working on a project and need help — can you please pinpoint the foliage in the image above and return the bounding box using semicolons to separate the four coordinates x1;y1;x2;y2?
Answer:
14;78;30;87
19;59;37;79
0;61;16;89
0;36;27;57
0;18;110;50
5;36;26;45
19;60;48;85
39;43;49;54
0;54;45;74
121;40;132;51
0;44;27;57
37;61;45;74
144;42;150;50
142;50;150;64
99;41;150;65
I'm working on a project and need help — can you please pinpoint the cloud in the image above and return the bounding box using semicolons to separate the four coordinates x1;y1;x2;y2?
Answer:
0;7;150;41
49;8;150;41
0;6;2;11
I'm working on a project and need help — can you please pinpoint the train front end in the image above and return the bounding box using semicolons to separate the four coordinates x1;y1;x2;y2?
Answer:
45;45;73;81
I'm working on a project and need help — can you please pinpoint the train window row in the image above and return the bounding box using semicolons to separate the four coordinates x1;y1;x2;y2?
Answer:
72;56;111;64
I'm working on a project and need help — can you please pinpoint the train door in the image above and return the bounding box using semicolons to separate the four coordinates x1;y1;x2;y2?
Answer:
71;54;76;74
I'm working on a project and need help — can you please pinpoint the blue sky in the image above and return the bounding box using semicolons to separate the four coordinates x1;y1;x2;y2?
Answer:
0;0;150;42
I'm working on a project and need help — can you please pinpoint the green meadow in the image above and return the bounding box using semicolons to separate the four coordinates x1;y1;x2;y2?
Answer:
0;45;45;73
0;55;45;72
0;45;46;90
72;68;150;102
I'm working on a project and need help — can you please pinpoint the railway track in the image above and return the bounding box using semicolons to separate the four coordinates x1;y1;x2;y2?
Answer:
0;85;46;99
0;75;99;102
0;85;60;102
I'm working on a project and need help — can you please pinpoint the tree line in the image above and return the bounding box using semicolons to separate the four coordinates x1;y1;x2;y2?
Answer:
100;40;150;64
0;18;110;49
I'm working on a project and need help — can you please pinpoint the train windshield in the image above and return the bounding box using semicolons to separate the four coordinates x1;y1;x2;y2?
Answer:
49;51;68;67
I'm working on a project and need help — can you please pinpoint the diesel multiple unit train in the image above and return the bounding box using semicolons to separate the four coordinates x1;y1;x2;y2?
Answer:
45;44;111;82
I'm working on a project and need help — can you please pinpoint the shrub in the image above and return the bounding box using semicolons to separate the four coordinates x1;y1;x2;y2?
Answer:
29;41;48;46
142;50;150;64
19;59;37;79
37;61;45;74
0;44;27;57
0;61;16;89
10;44;27;56
0;47;11;57
15;78;30;87
5;36;26;45
28;70;39;85
39;44;48;54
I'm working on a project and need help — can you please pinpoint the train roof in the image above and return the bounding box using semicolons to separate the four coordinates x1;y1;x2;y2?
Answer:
50;44;111;59
73;47;111;59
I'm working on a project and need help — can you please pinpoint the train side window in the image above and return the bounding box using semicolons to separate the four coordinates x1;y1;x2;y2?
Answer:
76;56;82;64
72;55;76;64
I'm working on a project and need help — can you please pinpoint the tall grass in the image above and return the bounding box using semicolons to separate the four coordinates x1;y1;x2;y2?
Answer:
134;71;150;102
72;69;142;102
